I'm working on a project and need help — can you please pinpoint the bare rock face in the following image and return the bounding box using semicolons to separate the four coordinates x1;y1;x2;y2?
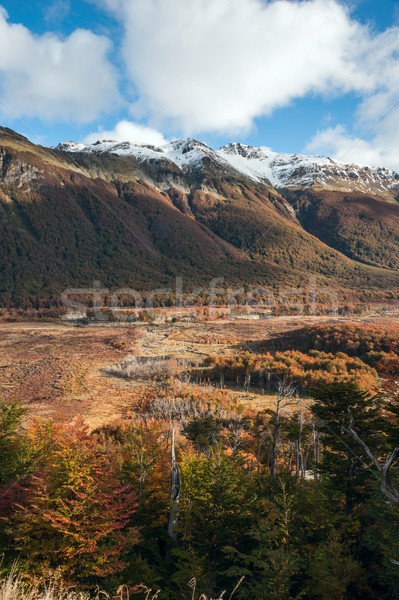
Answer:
0;148;40;187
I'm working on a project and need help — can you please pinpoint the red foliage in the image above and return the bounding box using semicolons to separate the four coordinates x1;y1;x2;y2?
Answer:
8;420;139;581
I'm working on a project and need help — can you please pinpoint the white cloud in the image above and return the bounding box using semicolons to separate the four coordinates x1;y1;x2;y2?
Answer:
44;0;71;25
0;8;120;123
98;0;390;134
83;120;168;146
96;0;399;171
306;110;399;171
306;25;399;171
2;0;399;170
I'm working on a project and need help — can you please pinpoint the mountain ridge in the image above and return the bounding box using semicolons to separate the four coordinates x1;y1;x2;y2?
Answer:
57;137;399;203
1;125;399;308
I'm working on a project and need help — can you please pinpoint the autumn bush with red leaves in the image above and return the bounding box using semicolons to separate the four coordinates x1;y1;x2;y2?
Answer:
2;420;139;582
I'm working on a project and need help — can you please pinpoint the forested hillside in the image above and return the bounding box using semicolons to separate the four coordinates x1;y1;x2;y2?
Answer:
1;127;399;309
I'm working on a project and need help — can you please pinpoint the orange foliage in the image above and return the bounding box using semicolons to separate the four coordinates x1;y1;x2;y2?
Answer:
205;349;379;392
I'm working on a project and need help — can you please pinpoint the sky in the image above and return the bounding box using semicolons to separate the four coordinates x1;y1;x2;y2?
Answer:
0;0;399;169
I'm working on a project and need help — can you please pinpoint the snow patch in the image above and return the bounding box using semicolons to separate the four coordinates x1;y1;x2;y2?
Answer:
56;138;399;196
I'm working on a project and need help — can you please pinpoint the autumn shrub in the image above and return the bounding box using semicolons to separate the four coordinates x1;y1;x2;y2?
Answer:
366;351;399;375
0;399;30;487
273;323;399;377
204;349;379;392
277;323;399;359
3;421;139;582
1;381;399;599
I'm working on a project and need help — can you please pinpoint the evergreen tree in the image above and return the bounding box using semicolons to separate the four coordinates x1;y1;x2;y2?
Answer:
311;383;384;515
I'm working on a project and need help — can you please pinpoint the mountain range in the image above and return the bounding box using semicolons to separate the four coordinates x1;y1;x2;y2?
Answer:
1;125;399;308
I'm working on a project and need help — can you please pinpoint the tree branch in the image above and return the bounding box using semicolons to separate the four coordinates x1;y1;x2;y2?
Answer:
346;413;399;506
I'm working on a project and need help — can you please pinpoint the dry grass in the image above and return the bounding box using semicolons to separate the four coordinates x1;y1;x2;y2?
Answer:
0;568;109;600
0;570;243;600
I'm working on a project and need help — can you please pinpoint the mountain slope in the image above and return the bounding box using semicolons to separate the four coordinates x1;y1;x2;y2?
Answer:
287;190;399;270
62;136;399;278
218;142;399;202
1;126;399;308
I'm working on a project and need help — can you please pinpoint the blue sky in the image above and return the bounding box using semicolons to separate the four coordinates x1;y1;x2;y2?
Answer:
0;0;398;169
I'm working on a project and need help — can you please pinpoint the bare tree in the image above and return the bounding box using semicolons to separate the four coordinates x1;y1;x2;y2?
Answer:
225;417;247;457
168;429;181;540
347;414;399;507
270;382;298;475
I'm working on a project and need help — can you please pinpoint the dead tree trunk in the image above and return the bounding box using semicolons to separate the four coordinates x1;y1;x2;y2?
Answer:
270;382;297;475
244;372;251;391
220;371;224;389
347;414;399;507
296;409;303;478
168;429;181;540
301;430;313;479
313;425;319;480
270;401;280;475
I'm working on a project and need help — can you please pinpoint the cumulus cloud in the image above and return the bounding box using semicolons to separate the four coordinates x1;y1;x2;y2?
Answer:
306;25;399;171
98;0;391;134
94;0;399;172
306;109;399;171
83;120;168;146
0;7;120;123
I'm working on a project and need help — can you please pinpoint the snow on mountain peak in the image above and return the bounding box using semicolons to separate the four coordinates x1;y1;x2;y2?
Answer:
218;142;338;187
218;143;399;196
56;137;399;198
56;137;217;170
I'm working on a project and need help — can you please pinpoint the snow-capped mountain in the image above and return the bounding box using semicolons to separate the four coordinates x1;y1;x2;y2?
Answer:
57;138;399;201
219;143;399;200
57;139;217;172
2;124;399;307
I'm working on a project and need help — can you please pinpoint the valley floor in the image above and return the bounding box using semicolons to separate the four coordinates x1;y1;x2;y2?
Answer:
1;310;398;428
